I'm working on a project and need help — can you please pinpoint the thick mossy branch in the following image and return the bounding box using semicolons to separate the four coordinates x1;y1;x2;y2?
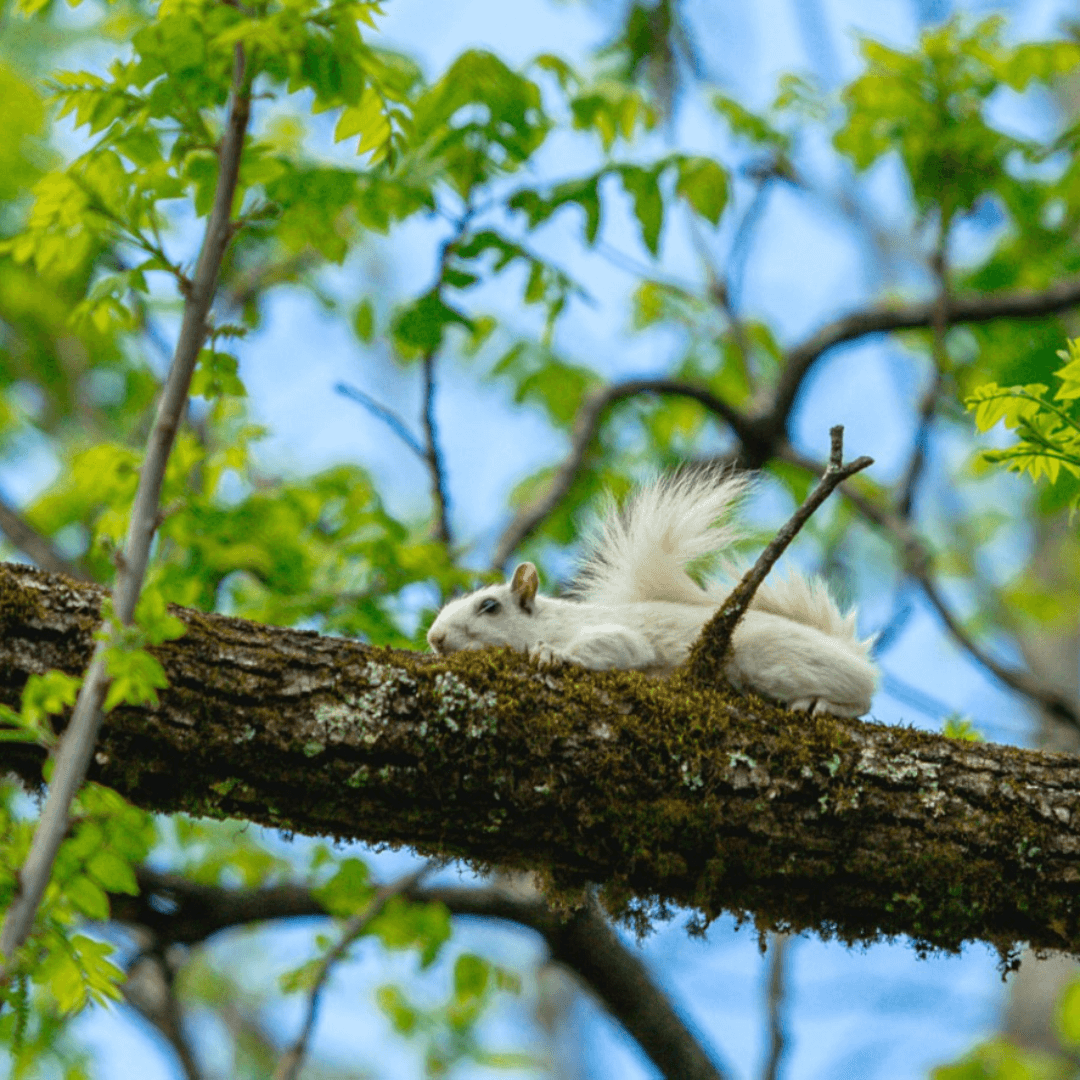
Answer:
3;562;1080;960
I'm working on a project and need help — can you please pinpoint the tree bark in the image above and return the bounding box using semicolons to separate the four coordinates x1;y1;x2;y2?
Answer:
4;561;1080;961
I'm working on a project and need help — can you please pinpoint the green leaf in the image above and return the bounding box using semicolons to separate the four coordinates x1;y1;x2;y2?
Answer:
376;985;418;1034
353;298;375;342
1058;980;1080;1046
510;175;602;245
617;164;663;256
191;350;246;400
314;857;374;917
392;290;474;356
369;896;451;968
279;958;323;995
452;953;489;1000
942;715;983;742
713;94;790;152
103;647;169;711
675;156;728;225
65;875;110;921
85;849;138;895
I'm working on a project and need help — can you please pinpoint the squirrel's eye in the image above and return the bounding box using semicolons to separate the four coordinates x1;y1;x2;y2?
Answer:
478;597;501;615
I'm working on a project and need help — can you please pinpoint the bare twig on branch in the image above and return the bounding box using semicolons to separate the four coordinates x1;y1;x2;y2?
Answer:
777;446;1080;728
491;378;753;569
117;869;732;1080
421;349;452;546
687;213;754;385
761;934;791;1080
896;363;946;520
0;44;252;971
272;863;434;1080
688;426;873;681
0;492;90;581
335;382;426;458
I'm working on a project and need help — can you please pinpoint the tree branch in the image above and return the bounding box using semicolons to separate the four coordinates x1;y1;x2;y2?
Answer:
687;426;873;681
491;379;753;569
0;492;90;581
761;934;790;1080
5;562;1080;962
335;382;426;458
421;350;453;547
430;887;733;1080
772;274;1080;428
0;45;252;970
123;951;204;1080
896;235;950;519
488;276;1080;574
117;869;733;1080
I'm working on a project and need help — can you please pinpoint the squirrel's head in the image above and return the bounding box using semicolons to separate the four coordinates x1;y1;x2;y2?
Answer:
427;562;540;655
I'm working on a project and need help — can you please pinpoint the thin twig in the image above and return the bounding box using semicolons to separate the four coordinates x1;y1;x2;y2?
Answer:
123;951;204;1080
761;933;790;1080
897;228;950;518
421;350;453;546
224;249;321;311
0;493;91;581
915;572;1077;724
726;178;774;314
272;863;433;1080
897;364;945;520
687;215;753;387
777;446;1080;728
687;426;873;681
491;378;754;569
335;382;426;458
0;44;252;974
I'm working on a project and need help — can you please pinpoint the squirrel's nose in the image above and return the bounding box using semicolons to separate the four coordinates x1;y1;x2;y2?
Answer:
428;628;447;653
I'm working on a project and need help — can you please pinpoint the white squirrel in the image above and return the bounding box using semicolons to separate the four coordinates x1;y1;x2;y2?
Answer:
427;468;878;717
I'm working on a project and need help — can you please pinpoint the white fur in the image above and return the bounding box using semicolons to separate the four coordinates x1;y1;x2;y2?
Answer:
427;469;878;717
572;466;749;607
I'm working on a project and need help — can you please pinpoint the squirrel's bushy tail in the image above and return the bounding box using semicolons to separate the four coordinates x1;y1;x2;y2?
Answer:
575;466;875;658
753;575;876;658
573;465;749;607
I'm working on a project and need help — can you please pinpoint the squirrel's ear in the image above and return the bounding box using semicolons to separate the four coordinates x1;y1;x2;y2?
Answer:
510;562;539;611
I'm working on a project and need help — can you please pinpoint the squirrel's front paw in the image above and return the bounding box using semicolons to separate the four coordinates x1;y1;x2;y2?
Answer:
529;642;571;668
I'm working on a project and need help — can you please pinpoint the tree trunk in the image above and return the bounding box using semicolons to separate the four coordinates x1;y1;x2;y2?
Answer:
3;561;1080;960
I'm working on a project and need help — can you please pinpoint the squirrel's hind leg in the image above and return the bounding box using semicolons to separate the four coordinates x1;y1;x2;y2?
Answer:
728;611;877;717
787;696;870;719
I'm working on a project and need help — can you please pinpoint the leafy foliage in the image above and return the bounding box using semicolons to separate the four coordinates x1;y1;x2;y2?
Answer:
834;17;1080;214
377;952;535;1078
966;338;1080;506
